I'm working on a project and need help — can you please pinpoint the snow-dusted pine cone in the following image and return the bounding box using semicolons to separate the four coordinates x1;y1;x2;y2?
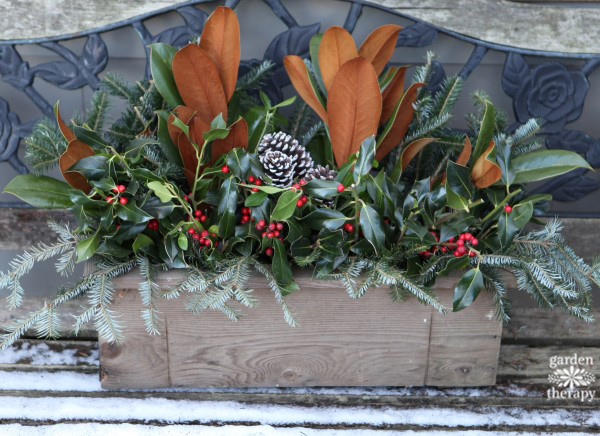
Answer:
258;131;314;188
304;165;338;207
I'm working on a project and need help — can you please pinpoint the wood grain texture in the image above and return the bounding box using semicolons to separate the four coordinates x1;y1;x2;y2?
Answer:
100;269;501;389
0;209;71;249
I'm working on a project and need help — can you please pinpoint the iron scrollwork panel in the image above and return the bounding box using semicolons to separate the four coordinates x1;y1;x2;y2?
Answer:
0;0;598;215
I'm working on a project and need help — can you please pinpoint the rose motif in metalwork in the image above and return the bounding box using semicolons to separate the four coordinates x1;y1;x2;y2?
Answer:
513;63;588;133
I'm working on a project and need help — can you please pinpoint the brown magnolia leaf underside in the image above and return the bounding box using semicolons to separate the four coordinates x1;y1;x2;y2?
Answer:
318;26;358;91
380;66;408;124
283;56;328;124
59;140;95;193
200;6;240;102
471;141;502;189
212;118;248;163
54;104;76;143
172;44;228;124
358;24;402;77
375;82;424;162
168;106;209;187
400;138;436;171
327;57;382;167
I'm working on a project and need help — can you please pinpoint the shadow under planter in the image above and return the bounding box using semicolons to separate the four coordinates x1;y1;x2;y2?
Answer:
99;270;502;389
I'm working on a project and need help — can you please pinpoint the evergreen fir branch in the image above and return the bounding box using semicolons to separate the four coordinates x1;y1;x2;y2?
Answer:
236;60;274;91
100;72;136;103
86;90;110;131
72;306;96;336
289;101;312;138
327;259;369;299
35;303;60;339
404;112;451;144
24;118;67;174
511;141;544;157
251;259;297;327
431;75;463;117
137;256;163;335
88;273;123;344
511;118;543;145
481;267;511;323
300;122;324;147
412;51;435;85
293;248;321;268
0;306;48;350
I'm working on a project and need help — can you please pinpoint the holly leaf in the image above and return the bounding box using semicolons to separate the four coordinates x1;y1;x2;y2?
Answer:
272;238;292;285
271;190;302;221
147;181;174;203
76;232;99;263
453;268;484;311
359;203;385;254
133;233;154;254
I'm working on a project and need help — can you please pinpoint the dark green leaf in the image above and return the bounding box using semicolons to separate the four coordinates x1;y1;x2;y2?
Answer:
303;208;347;230
245;191;268;207
72;126;108;149
156;109;182;165
218;210;236;239
227;148;251;179
512;201;533;229
149;43;183;108
68;156;108;181
3;175;74;208
271;190;301;221
511;150;591;184
76;232;99;263
446;161;473;211
440;214;476;242
359;203;385;254
141;197;175;219
133;233;154;254
303;179;340;200
218;177;238;215
116;203;153;224
498;210;518;247
453;268;484;311
472;99;495;161
272;238;292;285
353;136;376;182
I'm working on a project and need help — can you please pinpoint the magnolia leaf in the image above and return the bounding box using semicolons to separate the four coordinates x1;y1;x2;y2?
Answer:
319;26;358;91
472;99;495;162
200;6;240;101
172;44;228;123
510;150;592;184
353;136;376;182
283;55;328;124
358;24;402;77
54;103;76;142
149;43;183;108
400;137;436;171
271;190;302;221
3;174;74;209
471;141;502;189
453;268;484;311
328;57;381;167
59;140;95;193
380;66;408;124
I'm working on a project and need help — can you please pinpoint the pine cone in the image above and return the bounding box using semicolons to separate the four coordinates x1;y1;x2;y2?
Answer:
304;165;338;207
258;131;313;187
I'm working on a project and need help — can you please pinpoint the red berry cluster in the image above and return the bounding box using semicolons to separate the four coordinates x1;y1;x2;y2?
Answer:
239;207;255;224
147;219;159;231
419;231;479;259
106;185;129;205
189;229;219;249
256;220;285;242
246;176;263;192
296;195;308;208
194;209;208;223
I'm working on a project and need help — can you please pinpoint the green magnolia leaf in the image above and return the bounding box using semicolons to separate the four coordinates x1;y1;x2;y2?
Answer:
133;233;154;254
177;233;188;251
511;150;591;184
359;203;385;254
76;232;99;263
156;110;182;165
303;179;340;200
245;191;268;207
512;201;534;229
498;210;519;247
472;99;495;161
271;190;302;221
453;268;484;311
116;203;153;224
446;161;473;211
353;136;376;182
147;181;174;203
149;43;183;108
4;175;74;208
272;238;292;285
68;155;108;181
303;208;347;230
309;32;326;95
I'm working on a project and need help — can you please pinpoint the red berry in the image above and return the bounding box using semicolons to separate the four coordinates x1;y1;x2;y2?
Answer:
504;205;513;213
248;176;256;184
251;218;255;222
457;246;467;255
300;179;307;186
200;216;207;223
116;224;121;230
448;237;455;243
300;196;308;204
453;250;461;258
296;200;304;208
292;183;301;191
344;223;354;233
464;233;473;241
119;198;128;205
265;247;274;257
202;230;209;237
276;223;284;231
211;233;217;237
183;195;189;202
267;232;274;239
456;239;465;247
192;234;200;241
470;238;479;246
268;223;276;231
241;215;249;224
258;220;266;227
195;210;202;218
252;188;259;193
214;241;219;247
255;180;262;186
188;228;195;235
274;230;280;237
256;224;263;231
117;185;126;193
337;184;345;193
204;239;211;247
222;166;230;174
469;251;476;258
112;188;118;193
262;232;267;238
459;234;466;240
441;247;448;253
106;196;114;204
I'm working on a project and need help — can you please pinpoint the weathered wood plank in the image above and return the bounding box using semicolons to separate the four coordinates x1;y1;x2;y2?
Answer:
0;209;71;250
0;0;598;55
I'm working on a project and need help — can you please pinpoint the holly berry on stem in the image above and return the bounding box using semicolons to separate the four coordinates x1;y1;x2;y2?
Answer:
469;251;476;258
117;185;126;193
463;233;473;241
200;215;207;223
195;210;202;218
255;179;262;186
344;223;354;233
276;223;284;231
456;239;465;247
248;176;256;184
188;228;195;235
119;198;128;205
504;205;513;213
265;247;274;257
296;199;304;208
337;184;345;193
471;238;479;246
106;196;114;204
268;223;276;231
221;166;230;174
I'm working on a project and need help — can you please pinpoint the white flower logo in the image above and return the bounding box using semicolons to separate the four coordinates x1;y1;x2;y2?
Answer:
548;365;596;389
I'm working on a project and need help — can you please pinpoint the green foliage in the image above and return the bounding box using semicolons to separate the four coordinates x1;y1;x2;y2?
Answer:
24;118;67;174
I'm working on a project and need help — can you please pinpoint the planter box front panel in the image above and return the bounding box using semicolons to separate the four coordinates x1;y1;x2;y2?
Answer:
100;271;501;389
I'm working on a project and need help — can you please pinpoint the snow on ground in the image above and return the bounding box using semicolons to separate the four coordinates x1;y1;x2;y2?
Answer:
0;341;98;366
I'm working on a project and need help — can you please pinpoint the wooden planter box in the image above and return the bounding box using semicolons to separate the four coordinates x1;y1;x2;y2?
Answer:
100;270;502;389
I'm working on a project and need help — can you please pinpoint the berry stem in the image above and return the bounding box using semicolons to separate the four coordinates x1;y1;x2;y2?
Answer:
481;188;522;223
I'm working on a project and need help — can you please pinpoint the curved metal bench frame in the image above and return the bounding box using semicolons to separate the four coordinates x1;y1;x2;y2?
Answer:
1;0;599;215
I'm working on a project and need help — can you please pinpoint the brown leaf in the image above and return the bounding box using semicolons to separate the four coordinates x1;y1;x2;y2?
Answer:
54;104;76;142
400;138;436;171
318;26;358;91
172;44;228;124
328;57;381;167
358;24;402;77
380;66;408;124
283;55;328;124
471;141;502;189
212;118;248;163
168;106;210;187
59;140;95;193
457;136;473;166
375;82;424;162
200;6;240;102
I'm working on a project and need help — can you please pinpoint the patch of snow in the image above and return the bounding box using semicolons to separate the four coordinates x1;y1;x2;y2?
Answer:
0;424;593;436
0;396;598;427
0;342;98;366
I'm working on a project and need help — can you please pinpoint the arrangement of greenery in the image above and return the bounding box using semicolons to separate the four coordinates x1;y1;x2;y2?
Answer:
1;7;598;348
